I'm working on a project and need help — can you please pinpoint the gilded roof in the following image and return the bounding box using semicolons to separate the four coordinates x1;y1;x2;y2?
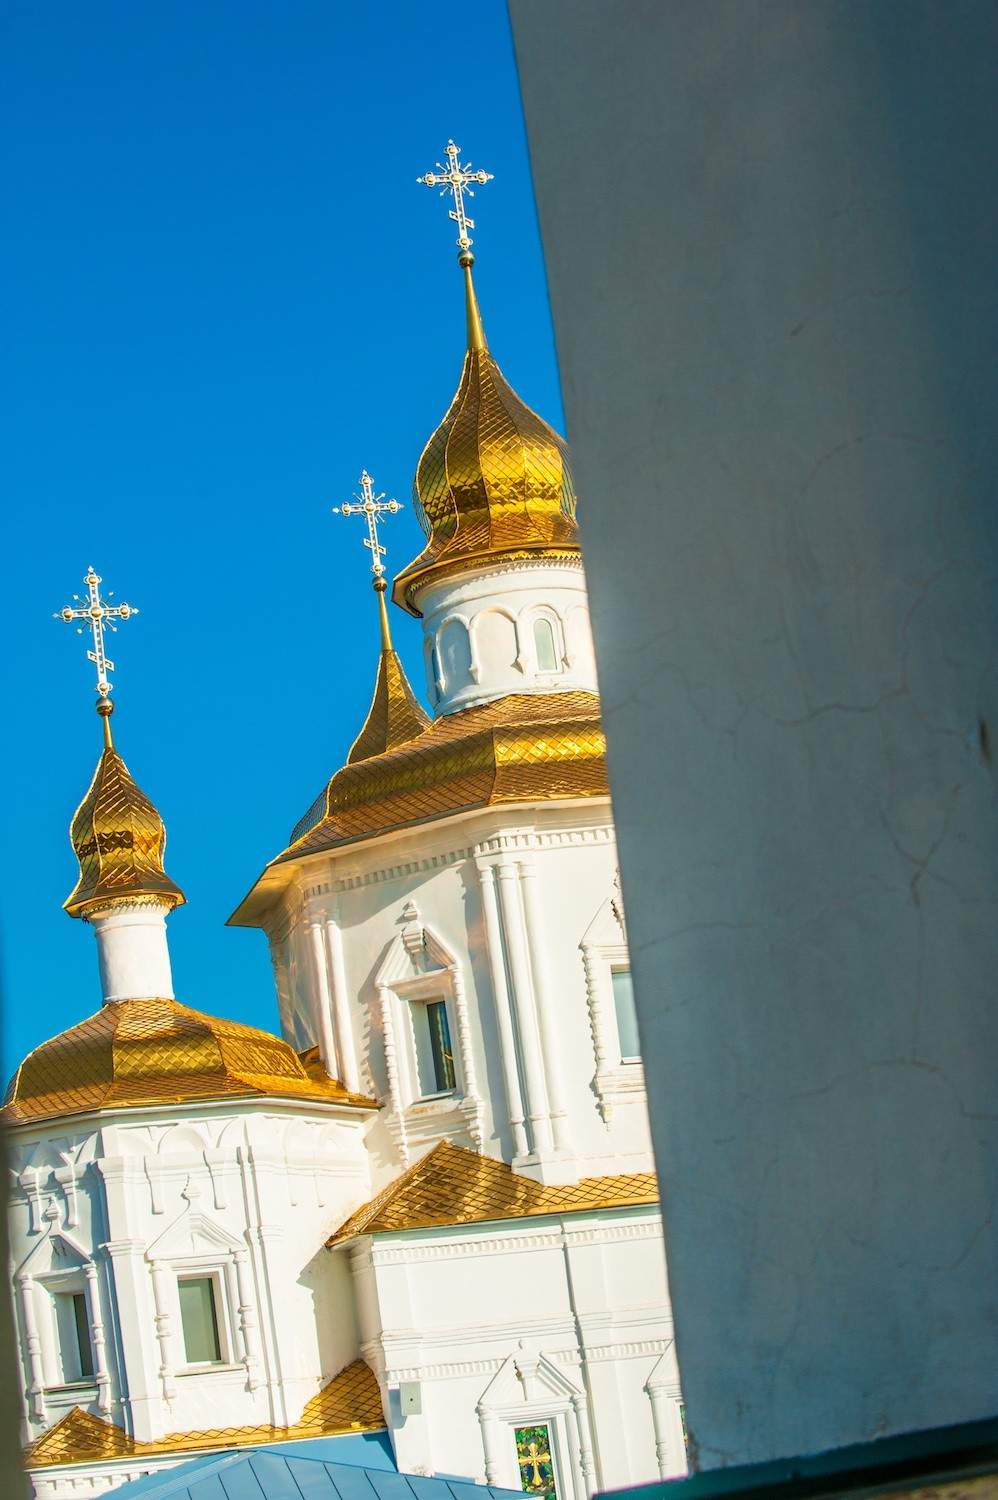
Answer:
2;998;377;1126
279;690;607;864
65;742;185;919
328;1140;658;1244
392;264;580;614
25;1358;383;1467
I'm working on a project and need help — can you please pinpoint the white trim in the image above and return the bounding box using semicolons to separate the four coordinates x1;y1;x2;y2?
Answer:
373;902;484;1164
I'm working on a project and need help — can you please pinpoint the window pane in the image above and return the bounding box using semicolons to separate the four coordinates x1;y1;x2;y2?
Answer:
72;1294;94;1380
533;618;558;672
178;1277;222;1364
516;1423;558;1500
612;968;641;1061
412;999;455;1096
427;1000;456;1092
54;1292;91;1383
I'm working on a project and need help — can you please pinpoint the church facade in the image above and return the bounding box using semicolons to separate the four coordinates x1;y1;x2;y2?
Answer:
4;151;686;1499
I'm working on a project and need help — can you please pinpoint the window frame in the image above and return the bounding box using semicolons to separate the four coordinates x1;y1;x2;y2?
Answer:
46;1278;96;1389
171;1262;236;1375
176;1271;225;1368
580;895;646;1122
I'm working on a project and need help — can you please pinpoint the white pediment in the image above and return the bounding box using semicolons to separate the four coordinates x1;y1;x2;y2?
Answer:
17;1225;89;1279
145;1197;245;1262
375;902;459;989
479;1344;584;1409
581;893;626;950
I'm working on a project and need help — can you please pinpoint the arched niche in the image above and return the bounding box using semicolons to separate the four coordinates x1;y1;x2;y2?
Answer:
438;617;473;692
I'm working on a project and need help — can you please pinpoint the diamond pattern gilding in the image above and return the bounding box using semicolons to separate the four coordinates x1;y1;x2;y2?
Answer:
285;692;607;859
328;1141;658;1244
347;648;431;766
2;999;377;1126
394;347;580;608
65;747;185;918
24;1359;383;1468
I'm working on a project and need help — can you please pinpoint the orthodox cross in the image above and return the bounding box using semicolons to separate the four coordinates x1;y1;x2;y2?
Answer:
418;140;493;250
518;1432;553;1492
54;567;137;698
332;471;402;580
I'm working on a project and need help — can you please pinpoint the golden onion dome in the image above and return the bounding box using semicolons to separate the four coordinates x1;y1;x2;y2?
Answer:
64;701;185;919
1;998;377;1125
392;256;581;614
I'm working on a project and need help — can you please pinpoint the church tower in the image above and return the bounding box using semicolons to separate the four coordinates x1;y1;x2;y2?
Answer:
227;143;683;1492
5;573;382;1493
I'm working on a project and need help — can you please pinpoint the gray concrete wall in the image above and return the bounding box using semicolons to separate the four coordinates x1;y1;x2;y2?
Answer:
509;0;998;1469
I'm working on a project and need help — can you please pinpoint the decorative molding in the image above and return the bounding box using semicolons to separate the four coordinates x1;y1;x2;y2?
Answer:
477;1346;597;1499
580;895;645;1123
373;903;485;1164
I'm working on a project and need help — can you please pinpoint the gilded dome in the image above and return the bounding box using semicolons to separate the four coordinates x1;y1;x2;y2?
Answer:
1;998;377;1125
65;716;185;918
392;262;580;614
229;690;608;926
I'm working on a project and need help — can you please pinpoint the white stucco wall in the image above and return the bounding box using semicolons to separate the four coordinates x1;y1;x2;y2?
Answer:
509;0;998;1467
412;558;598;715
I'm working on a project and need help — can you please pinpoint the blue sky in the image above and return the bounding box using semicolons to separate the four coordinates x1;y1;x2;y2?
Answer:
0;1;565;1074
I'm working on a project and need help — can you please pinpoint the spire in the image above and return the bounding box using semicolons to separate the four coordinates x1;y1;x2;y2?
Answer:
55;567;185;922
333;474;430;765
418;139;493;352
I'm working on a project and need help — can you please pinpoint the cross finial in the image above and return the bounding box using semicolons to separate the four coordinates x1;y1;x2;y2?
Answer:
55;567;137;701
418;140;493;253
333;471;402;582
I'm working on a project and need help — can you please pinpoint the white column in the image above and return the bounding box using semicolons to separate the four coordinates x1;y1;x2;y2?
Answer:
518;858;572;1155
476;860;529;1157
267;932;295;1041
233;1248;262;1391
83;1262;111;1414
18;1278;46;1424
307;913;340;1080
88;899;175;1003
148;1258;177;1402
324;916;360;1094
495;861;553;1155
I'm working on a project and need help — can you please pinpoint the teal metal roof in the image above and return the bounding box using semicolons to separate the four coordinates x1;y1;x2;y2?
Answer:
103;1435;524;1500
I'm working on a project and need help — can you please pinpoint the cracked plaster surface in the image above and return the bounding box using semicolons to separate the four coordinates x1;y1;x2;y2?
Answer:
512;0;998;1470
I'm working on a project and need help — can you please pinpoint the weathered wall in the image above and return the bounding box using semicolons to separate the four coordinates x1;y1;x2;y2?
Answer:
509;0;998;1467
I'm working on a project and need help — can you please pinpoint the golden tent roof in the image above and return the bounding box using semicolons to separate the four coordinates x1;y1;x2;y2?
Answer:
2;998;377;1126
257;688;606;873
392;260;581;614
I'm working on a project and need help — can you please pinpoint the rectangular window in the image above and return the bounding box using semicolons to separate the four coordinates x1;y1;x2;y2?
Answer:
611;967;641;1062
55;1291;94;1383
412;998;456;1096
178;1276;222;1365
516;1422;558;1500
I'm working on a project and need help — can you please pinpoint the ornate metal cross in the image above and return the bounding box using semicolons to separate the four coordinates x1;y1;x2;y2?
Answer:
332;471;402;579
54;567;137;697
418;140;493;250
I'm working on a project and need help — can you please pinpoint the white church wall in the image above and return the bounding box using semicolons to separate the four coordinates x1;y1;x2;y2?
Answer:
274;799;655;1192
344;1206;680;1492
7;1100;372;1454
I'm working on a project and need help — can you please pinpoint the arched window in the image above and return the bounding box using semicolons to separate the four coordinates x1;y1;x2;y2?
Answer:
533;617;559;673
